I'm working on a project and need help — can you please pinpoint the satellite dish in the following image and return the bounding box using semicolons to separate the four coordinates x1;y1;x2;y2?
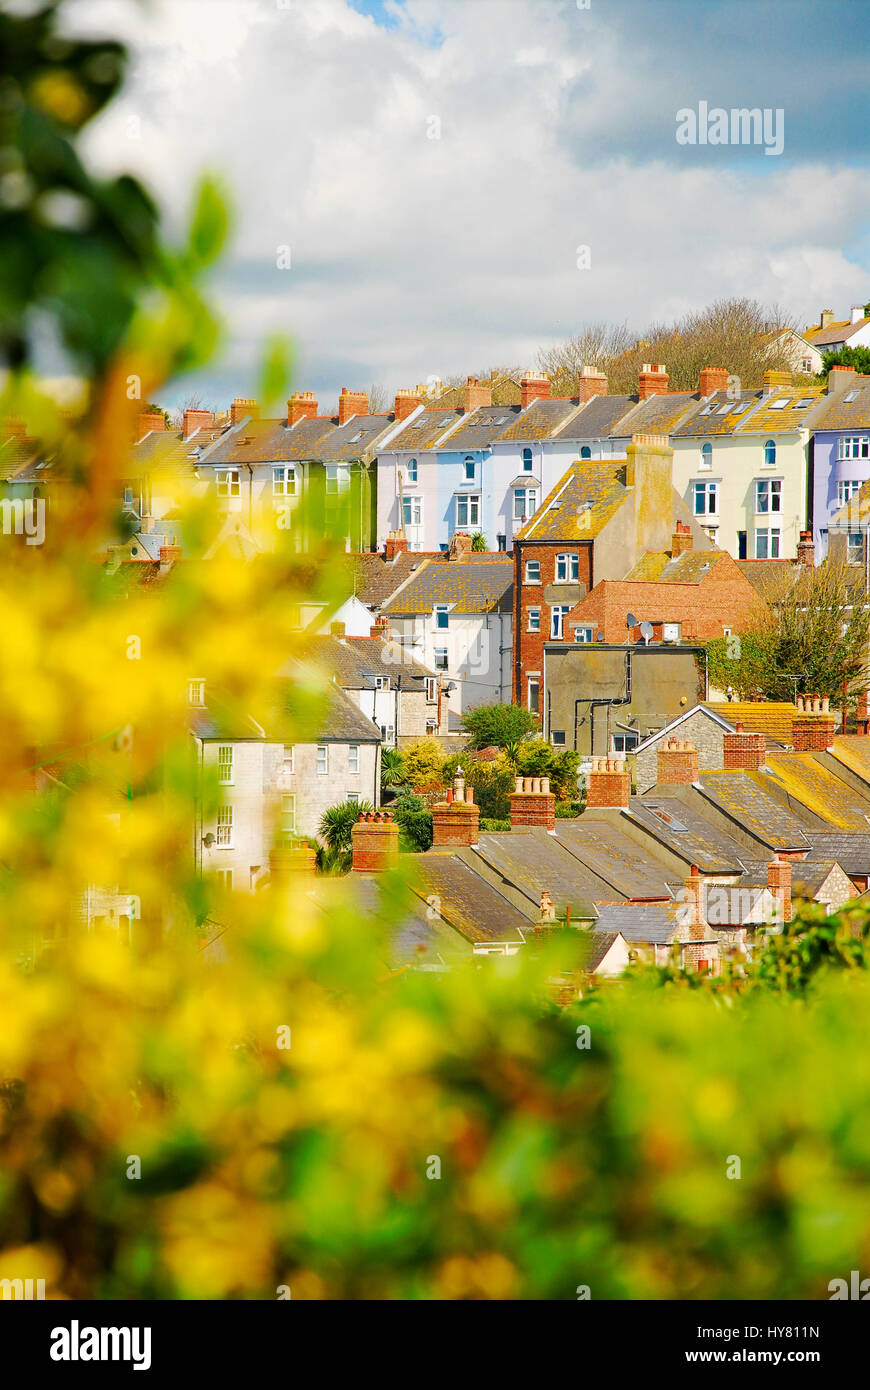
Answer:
640;621;654;645
626;612;639;627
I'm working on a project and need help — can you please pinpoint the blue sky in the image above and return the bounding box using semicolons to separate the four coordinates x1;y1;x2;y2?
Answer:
74;0;870;411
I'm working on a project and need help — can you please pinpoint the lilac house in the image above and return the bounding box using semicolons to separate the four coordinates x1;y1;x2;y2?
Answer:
807;369;870;557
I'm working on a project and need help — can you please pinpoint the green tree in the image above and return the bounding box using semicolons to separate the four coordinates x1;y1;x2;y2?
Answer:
391;792;433;852
403;738;446;788
470;532;488;551
461;703;537;749
515;740;580;800
380;747;407;798
820;345;870;378
441;754;515;821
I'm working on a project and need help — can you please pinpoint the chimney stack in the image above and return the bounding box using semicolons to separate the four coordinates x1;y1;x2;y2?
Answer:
538;889;557;924
431;771;479;847
671;519;693;557
462;377;492;413
851;305;865;325
158;542;182;573
393;388;423;422
584;757;630;810
656;739;699;786
637;363;669;400
723;721;766;771
520;372;550;409
351;810;399;872
384;531;409;561
796;530;815;567
820;309;834;330
681;864;706;935
699;366;729;398
370;615;390;639
791;695;837;751
230;397;258;426
509;775;557;830
577;365;608;401
767;855;792;927
826;365;858;395
857;690;870;737
448;531;473;561
182;408;214;440
762;369;791;395
337;388;369;425
137;410;165;440
287;391;318;425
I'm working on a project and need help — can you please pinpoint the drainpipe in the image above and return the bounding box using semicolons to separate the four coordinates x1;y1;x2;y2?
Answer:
245;463;254;529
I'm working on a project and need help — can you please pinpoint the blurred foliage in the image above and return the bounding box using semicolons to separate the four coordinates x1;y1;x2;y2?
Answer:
3;0;870;1306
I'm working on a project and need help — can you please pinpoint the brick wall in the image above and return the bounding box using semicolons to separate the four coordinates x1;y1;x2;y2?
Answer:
634;711;725;793
513;539;593;704
656;739;699;785
723;724;766;770
509;776;556;830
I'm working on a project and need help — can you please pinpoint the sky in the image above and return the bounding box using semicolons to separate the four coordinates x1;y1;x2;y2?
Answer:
60;0;870;412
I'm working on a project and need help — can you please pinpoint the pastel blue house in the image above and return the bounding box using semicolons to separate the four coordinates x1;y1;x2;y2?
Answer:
807;373;870;557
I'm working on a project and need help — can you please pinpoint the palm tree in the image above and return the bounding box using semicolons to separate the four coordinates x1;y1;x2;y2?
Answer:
380;747;407;799
318;799;374;854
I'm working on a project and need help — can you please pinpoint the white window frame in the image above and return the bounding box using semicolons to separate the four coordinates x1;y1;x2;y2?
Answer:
434;603;449;630
346;791;360;805
402;495;422;527
216;469;240;498
555;552;579;581
316;745;329;774
522;447;533;472
699;442;713;470
379;723;396;746
524;558;541;583
283;744;295;774
837;479;862;507
574;626;594;643
513;487;537;521
216;805;233;848
217;745;233;784
374;675;390;691
527;607;541;632
326;465;349;495
279;793;297;838
693;480;718;516
188;678;205;707
839;436;870;461
755;478;782;514
551;605;570;639
425;676;438;703
407;457;418;482
348;744;359;774
755;527;781;560
434;646;449;671
272;465;297;496
527;676;540;714
456;494;480;528
848;532;865;564
463;456;475;482
763;439;776;468
214;867;233;889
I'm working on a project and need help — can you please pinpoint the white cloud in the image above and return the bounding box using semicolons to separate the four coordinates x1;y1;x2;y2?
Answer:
68;0;870;407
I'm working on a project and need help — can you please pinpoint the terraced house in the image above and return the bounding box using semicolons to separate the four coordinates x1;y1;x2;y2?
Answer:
804;366;870;557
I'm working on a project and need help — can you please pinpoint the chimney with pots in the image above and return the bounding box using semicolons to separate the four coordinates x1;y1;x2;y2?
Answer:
538;889;557;924
462;377;492;413
230;397;258;426
699;366;729;398
671;519;693;557
791;695;837;751
338;388;369;425
857;691;870;737
637;363;669;400
820;309;834;330
159;542;182;573
681;865;706;934
137;410;165;440
762;369;791;395
370;615;390;639
287;391;318;425
851;305;865;325
826;365;858;395
351;810;399;872
183;408;213;440
767;856;792;927
384;531;409;562
509;775;556;830
656;739;699;786
448;531;473;561
431;771;479;847
723;721;766;771
270;840;317;881
578;365;608;401
393;388;423;422
584;756;630;810
520;372;551;409
796;530;815;567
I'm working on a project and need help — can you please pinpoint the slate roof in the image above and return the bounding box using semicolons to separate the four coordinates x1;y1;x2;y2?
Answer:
552;395;636;439
471;827;600;918
516;459;627;542
802;834;870;874
593;899;686;945
829;736;870;784
410;854;532;944
610;392;700;437
198;412;394;466
736;386;826;434
385;407;465;452
494;397;583;442
0;435;49;480
440;405;522;452
670;389;762;436
324;875;468;967
554;818;674;899
347;551;445;608
735;861;840;900
626;550;725;583
381;557;513;615
128;425;226;480
806;382;870;431
694;770;818;848
702;701;797;745
628;796;761;873
296;634;435;686
764;752;870;831
585;930;622;972
191;680;379;744
736;560;799;603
